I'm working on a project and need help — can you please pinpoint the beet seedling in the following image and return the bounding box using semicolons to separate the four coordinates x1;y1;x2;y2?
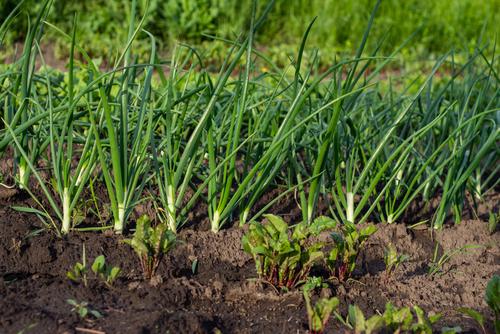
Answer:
382;303;441;334
457;307;486;333
489;212;498;235
441;326;463;334
384;243;409;276
458;275;500;334
344;302;441;334
382;302;413;333
325;222;377;281
347;304;384;334
411;305;442;334
457;275;500;333
486;275;499;334
303;287;339;334
303;276;328;291
124;215;177;280
242;214;335;289
67;246;120;287
91;255;121;287
67;261;88;286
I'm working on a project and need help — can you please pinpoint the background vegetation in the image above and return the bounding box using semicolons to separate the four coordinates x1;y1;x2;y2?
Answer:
2;0;499;64
0;1;498;332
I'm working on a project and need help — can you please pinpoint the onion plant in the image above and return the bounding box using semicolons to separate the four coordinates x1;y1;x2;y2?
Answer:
377;49;499;227
1;0;52;188
204;17;375;232
432;56;499;228
151;38;253;233
152;0;275;233
297;0;383;225
289;0;424;226
378;107;498;226
87;0;157;233
150;46;209;233
5;17;97;235
323;57;453;226
0;0;24;48
206;2;256;233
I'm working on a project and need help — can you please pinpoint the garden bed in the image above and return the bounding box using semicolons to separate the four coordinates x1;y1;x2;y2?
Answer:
1;1;499;333
1;190;498;334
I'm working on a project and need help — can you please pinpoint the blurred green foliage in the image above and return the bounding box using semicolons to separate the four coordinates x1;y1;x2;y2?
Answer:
1;0;499;61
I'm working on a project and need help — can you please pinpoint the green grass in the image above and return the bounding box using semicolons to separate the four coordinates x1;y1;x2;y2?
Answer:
1;0;498;65
0;0;498;235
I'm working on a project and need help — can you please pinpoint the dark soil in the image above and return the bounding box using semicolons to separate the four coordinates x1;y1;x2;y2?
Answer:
0;186;499;334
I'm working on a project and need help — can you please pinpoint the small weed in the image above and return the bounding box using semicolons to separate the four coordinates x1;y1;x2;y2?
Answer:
67;299;102;319
428;243;481;276
15;323;38;334
67;244;88;287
